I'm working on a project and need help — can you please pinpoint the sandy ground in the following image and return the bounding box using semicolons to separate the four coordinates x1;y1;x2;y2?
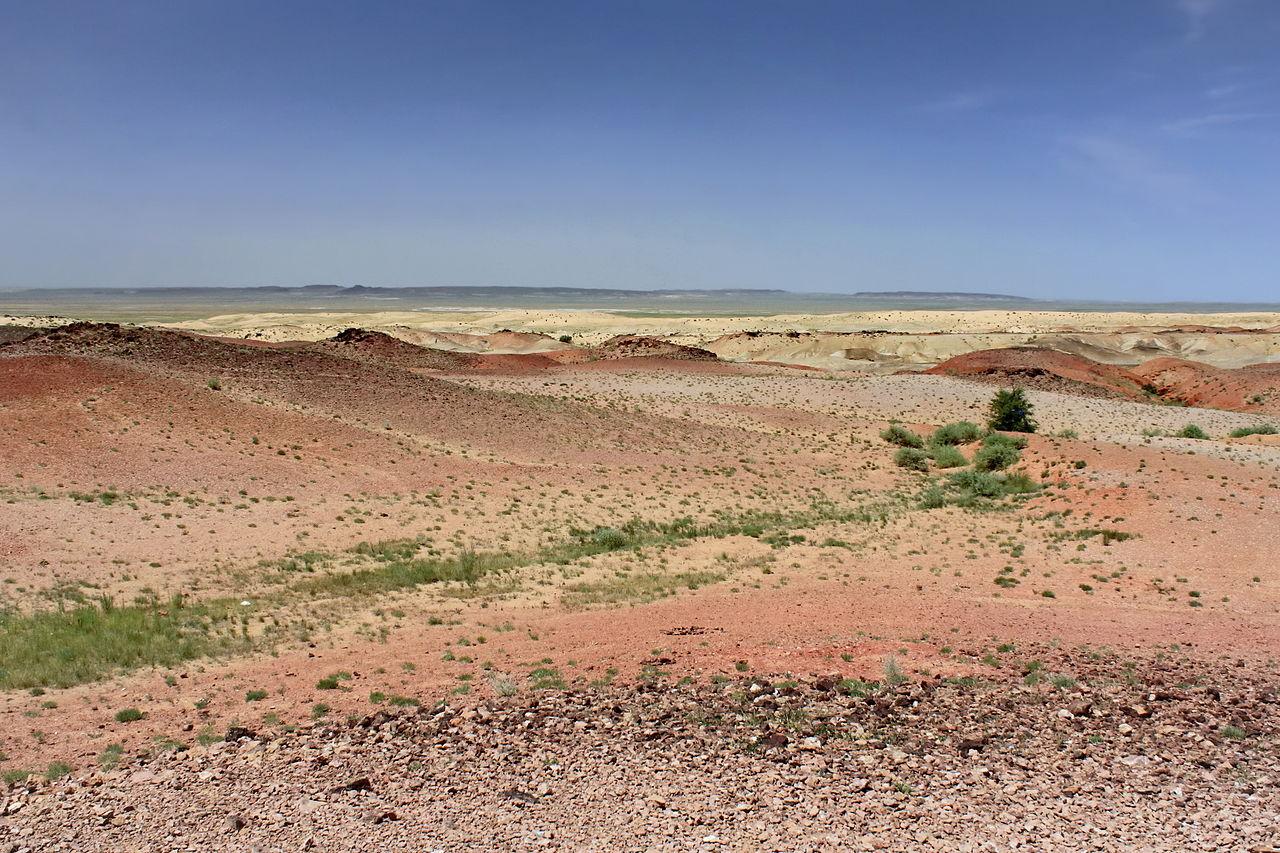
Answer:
1;317;1279;850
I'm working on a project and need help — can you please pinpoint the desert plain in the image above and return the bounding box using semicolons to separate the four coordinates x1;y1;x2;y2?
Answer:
2;305;1280;851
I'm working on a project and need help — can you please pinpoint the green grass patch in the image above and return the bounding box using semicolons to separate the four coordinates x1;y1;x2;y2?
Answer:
0;595;248;690
561;570;725;609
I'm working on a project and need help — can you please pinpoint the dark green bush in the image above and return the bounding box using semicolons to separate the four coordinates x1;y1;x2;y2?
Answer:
987;388;1037;433
1177;424;1208;440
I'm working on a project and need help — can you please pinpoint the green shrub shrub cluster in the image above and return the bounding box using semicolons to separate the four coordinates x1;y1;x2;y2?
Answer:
881;424;924;448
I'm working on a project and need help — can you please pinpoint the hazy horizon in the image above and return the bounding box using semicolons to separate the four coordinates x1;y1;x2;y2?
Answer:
3;1;1279;300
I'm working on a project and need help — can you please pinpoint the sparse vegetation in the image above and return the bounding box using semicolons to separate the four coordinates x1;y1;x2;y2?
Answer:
1228;424;1275;438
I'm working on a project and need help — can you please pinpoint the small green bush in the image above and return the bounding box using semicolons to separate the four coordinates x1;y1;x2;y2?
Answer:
987;388;1037;433
931;421;984;445
1229;424;1276;438
973;435;1022;471
894;447;930;471
918;484;947;508
1000;471;1039;494
1177;424;1208;440
947;469;1007;498
881;424;924;448
114;708;144;723
206;378;222;391
929;444;966;469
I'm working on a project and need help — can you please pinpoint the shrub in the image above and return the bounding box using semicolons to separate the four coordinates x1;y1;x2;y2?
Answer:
1000;471;1039;494
114;708;144;723
558;334;572;343
973;435;1022;471
918;483;947;509
206;378;222;391
947;469;1008;498
930;421;984;446
894;447;930;471
1229;424;1276;438
987;388;1037;433
1177;424;1208;440
881;424;924;448
929;444;966;469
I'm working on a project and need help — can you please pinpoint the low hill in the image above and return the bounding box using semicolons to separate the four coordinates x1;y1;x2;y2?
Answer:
924;347;1152;400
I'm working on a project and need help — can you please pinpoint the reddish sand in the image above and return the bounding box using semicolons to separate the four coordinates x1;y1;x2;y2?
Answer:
1;322;1278;781
1134;357;1280;415
925;346;1151;399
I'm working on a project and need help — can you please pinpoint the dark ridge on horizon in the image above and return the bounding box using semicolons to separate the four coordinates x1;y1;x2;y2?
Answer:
1;284;1025;300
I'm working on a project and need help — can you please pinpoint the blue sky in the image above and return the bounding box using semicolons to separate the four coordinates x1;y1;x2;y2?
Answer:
1;1;1277;300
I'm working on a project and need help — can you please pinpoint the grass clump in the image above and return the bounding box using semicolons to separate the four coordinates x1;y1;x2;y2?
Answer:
928;444;967;469
1229;424;1277;438
930;421;984;446
973;433;1024;471
932;468;1039;507
0;594;245;690
1177;424;1209;440
881;424;924;448
114;708;144;723
894;447;930;472
562;570;724;609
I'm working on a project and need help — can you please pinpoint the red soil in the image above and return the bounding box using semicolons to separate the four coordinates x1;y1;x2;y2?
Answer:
1133;357;1280;415
925;346;1150;399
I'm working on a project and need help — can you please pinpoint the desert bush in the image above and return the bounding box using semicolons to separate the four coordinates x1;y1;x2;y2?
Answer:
1229;424;1276;438
929;444;966;469
894;447;930;471
973;434;1023;471
918;483;947;508
881;424;924;448
1000;471;1039;494
948;469;1008;498
987;387;1037;433
930;421;984;445
1177;424;1208;440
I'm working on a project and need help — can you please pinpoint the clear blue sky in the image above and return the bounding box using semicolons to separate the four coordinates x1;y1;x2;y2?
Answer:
1;1;1277;299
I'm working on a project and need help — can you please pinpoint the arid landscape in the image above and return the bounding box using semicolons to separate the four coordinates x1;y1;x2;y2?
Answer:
1;305;1279;851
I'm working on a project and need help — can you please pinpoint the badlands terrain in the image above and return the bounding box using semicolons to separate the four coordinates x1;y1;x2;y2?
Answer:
1;308;1280;851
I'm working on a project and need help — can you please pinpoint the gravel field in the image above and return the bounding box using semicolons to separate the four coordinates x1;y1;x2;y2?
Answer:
5;646;1278;852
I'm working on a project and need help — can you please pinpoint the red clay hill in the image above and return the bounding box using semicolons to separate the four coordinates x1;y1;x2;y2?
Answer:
926;345;1280;416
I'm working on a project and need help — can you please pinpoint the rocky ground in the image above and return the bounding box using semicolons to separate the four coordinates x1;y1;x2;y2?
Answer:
4;646;1279;852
